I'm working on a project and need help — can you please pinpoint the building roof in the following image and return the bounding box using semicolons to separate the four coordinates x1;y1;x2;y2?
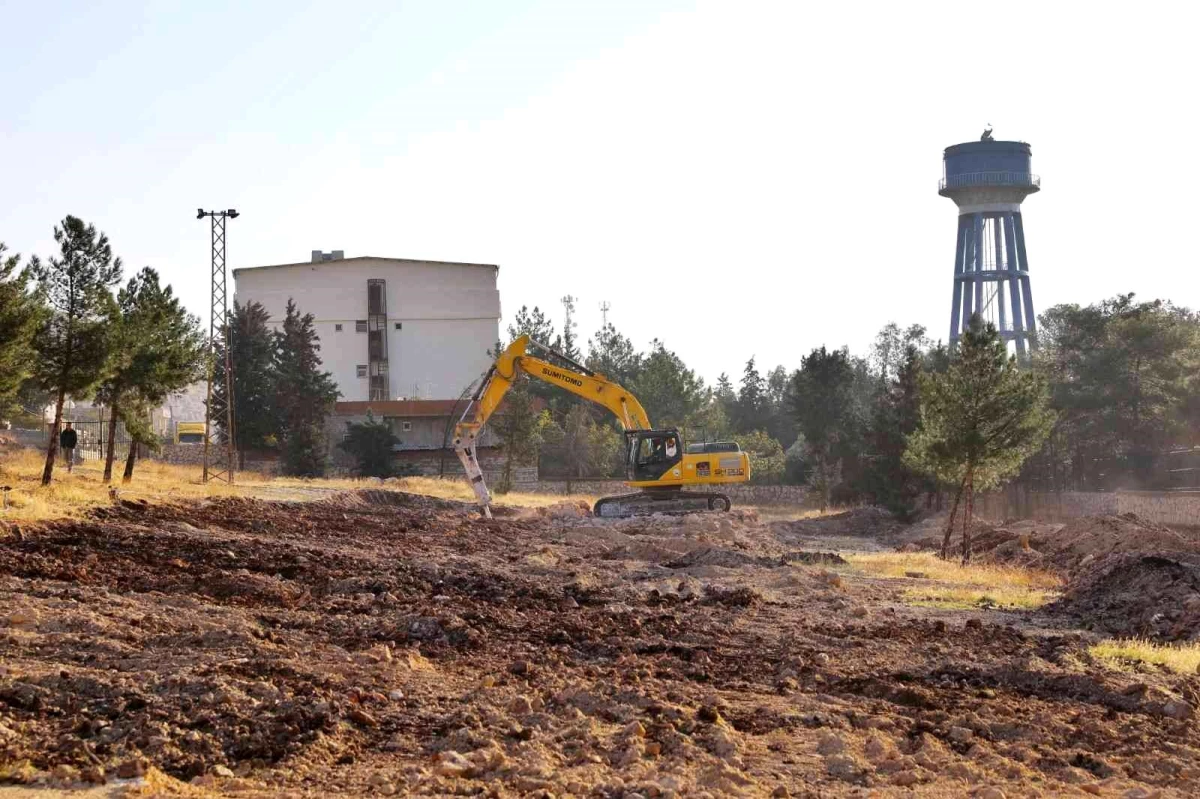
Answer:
233;256;499;277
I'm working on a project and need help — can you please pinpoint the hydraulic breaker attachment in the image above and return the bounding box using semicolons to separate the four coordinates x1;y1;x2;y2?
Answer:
453;431;492;519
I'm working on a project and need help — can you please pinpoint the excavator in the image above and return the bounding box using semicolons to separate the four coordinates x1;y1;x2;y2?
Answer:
453;335;750;518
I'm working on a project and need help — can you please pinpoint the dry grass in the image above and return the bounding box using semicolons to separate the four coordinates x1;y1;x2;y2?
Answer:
900;585;1059;611
845;551;1063;611
1090;638;1200;675
0;448;597;522
0;448;244;521
751;504;852;523
845;551;1063;590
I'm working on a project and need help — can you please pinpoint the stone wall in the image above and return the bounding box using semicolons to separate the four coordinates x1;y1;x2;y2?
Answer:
150;444;207;466
975;489;1200;529
528;479;811;506
146;445;281;476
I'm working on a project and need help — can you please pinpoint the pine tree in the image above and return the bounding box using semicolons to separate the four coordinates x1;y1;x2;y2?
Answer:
96;267;206;482
508;305;561;408
864;344;929;519
764;365;797;447
905;316;1055;561
1038;294;1198;486
275;299;339;476
714;372;737;425
507;305;557;346
689;389;732;443
0;243;46;420
31;216;123;485
630;339;704;428
788;346;857;510
734;357;768;433
118;397;156;483
586;322;642;387
213;301;279;466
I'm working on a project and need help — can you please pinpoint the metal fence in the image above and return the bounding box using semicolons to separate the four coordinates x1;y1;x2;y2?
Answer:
41;420;132;464
939;171;1040;191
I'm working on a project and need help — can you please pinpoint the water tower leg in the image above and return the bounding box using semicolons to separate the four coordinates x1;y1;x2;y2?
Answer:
972;214;985;323
949;216;967;342
992;213;1008;334
1003;213;1027;359
1014;213;1037;348
960;218;975;330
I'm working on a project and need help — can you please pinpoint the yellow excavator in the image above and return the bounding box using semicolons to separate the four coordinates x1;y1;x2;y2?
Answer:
453;335;750;518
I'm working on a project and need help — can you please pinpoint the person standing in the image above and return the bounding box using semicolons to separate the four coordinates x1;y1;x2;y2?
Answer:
59;422;78;473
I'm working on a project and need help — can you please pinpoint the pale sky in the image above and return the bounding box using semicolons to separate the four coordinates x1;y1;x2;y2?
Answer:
3;0;1197;385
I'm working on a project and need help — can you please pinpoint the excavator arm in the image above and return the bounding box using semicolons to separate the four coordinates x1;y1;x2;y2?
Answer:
453;335;650;515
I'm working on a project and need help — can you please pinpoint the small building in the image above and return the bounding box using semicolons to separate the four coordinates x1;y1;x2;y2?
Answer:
233;252;501;403
234;251;515;476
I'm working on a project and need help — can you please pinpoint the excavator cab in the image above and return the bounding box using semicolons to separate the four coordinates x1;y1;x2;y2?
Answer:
626;429;684;483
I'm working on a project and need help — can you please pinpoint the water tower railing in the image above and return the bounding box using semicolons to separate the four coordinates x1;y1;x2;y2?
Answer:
938;171;1040;191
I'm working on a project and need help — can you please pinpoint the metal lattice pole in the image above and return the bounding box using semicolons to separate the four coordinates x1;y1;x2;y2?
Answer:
198;208;239;483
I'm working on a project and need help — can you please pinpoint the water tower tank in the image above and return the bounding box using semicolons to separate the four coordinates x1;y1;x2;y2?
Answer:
939;133;1041;359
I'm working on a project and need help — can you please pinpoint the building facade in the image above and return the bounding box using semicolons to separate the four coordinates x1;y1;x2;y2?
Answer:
233;252;501;403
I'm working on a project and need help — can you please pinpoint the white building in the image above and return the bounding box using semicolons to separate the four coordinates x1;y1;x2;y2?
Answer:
233;252;500;403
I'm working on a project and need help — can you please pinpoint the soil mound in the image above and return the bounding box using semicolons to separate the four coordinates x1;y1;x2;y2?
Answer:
1039;513;1195;572
535;500;592;520
775;507;905;539
665;545;768;570
1052;551;1200;641
904;513;1199;575
324;488;473;513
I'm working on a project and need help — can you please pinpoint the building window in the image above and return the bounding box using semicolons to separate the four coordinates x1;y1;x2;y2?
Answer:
334;323;343;332
355;320;367;333
402;421;412;432
394;322;402;330
356;365;367;378
370;362;389;376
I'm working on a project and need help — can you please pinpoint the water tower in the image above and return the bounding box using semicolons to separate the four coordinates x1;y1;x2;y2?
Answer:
939;130;1040;359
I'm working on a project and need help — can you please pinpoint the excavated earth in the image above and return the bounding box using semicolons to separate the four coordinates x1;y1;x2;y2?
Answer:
1;492;1199;797
897;511;1200;644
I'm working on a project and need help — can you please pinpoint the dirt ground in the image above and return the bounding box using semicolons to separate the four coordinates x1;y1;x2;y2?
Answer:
2;494;1199;797
894;511;1200;644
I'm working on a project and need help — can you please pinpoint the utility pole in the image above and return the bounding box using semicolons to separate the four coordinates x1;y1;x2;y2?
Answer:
599;301;611;328
197;208;239;483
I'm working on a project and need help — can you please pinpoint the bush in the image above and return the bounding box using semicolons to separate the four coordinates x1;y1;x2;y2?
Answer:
281;424;327;477
732;430;786;484
339;414;400;478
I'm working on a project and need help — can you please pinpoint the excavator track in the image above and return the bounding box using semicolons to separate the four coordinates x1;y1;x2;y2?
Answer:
593;490;732;519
